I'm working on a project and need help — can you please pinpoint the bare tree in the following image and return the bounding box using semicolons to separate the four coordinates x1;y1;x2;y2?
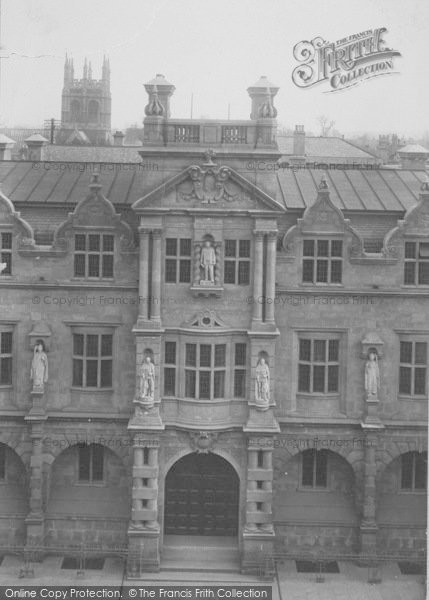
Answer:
317;115;336;137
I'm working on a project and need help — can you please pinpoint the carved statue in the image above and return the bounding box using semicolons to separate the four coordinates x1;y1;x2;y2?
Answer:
365;351;380;399
255;358;270;404
139;356;155;399
200;240;216;283
30;342;48;391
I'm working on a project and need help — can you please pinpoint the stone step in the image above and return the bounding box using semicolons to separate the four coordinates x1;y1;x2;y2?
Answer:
162;536;240;571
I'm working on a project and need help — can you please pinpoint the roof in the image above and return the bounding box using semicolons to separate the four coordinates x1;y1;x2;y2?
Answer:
275;167;426;211
0;134;15;145
248;75;278;90
145;74;174;87
25;134;49;143
277;135;377;161
42;145;142;163
398;144;429;155
0;160;425;213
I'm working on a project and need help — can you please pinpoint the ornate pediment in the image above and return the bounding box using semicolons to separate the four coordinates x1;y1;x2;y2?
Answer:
383;180;429;258
281;177;364;258
132;150;284;213
182;310;229;329
52;174;135;253
0;188;34;249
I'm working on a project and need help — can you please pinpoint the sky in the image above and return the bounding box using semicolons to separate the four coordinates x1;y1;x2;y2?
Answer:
0;0;428;137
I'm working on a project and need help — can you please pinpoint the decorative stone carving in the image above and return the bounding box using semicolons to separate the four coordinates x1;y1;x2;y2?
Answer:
255;357;270;410
184;310;229;329
189;431;218;454
178;165;240;204
30;341;48;393
144;85;164;117
28;321;52;351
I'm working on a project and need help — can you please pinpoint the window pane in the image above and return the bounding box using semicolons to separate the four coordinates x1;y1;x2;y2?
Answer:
75;234;86;251
401;453;413;489
100;360;112;387
415;342;427;365
74;254;86;277
328;365;339;392
180;238;191;256
303;240;314;257
200;345;211;367
225;240;236;257
1;332;12;354
238;261;250;285
0;357;12;385
0;445;5;479
400;342;413;364
199;371;211;399
1;252;11;275
414;453;427;489
239;240;250;257
299;339;311;362
331;240;343;257
418;262;429;285
102;255;114;278
316;259;328;282
72;359;83;386
399;366;411;394
302;259;314;283
302;450;314;486
164;368;176;396
165;342;176;364
88;235;100;251
414;368;426;395
298;364;310;392
317;240;329;257
234;370;246;397
214;345;226;367
165;259;177;283
86;360;98;386
1;233;12;249
78;445;91;481
404;242;416;259
330;260;342;283
235;343;246;366
224;261;236;283
179;259;191;283
166;238;177;256
73;334;84;356
86;335;99;357
419;242;429;258
315;451;328;487
185;344;196;367
214;371;225;398
101;335;112;357
88;254;100;277
91;445;104;481
328;339;339;361
103;235;114;252
313;365;325;392
313;340;326;362
404;262;416;285
185;370;196;397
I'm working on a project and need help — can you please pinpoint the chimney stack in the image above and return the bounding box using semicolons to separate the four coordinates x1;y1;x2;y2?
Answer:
144;74;175;119
293;125;305;156
113;131;125;146
0;134;15;160
25;134;49;161
247;76;279;121
398;144;429;170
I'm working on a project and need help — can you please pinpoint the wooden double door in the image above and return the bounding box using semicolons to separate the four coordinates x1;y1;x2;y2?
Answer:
164;452;239;536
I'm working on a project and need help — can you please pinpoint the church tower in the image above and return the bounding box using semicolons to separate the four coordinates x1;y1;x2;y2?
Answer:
58;55;112;145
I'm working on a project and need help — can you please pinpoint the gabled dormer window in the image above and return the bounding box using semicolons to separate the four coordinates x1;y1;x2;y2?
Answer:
302;239;343;284
404;241;429;285
0;232;12;276
74;233;114;279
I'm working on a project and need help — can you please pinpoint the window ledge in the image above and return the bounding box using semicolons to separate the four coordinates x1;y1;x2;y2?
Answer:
296;393;340;399
397;394;428;402
299;283;344;288
0;385;12;390
70;387;114;394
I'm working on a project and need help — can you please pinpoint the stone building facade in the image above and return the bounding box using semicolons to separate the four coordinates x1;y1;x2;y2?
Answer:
0;76;426;573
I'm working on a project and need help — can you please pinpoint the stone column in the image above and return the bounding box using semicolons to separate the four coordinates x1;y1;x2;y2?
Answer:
150;230;162;323
245;448;259;532
25;419;46;554
131;444;144;529
360;432;378;556
138;228;150;323
252;231;264;324
265;232;277;323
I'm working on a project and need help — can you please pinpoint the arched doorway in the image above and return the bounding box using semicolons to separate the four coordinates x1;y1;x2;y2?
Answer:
164;453;239;536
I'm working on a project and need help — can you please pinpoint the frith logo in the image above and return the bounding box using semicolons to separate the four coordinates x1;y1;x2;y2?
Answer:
292;28;401;92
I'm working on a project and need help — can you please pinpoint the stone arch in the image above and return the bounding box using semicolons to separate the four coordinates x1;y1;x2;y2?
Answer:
45;442;131;548
0;442;29;545
70;99;81;122
88;99;99;123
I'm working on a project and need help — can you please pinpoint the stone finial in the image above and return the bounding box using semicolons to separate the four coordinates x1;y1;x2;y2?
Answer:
258;88;277;119
89;171;102;191
203;149;217;166
318;175;329;190
144;85;165;117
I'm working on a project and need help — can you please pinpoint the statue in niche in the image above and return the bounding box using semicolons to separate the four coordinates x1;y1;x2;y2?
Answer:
30;341;48;391
365;350;380;400
139;356;155;400
200;239;216;284
255;357;270;405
